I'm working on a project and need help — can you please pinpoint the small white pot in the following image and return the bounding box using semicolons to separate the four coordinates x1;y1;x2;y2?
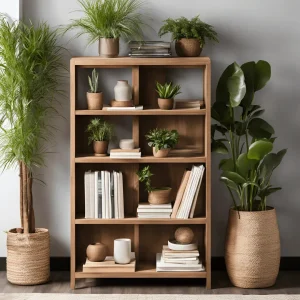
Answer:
114;80;132;101
114;238;131;264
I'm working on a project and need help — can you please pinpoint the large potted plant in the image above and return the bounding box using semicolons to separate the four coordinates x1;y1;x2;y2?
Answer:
65;0;145;57
0;17;65;285
212;60;286;288
158;16;218;57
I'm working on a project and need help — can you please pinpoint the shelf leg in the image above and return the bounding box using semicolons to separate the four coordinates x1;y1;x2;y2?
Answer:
70;276;76;289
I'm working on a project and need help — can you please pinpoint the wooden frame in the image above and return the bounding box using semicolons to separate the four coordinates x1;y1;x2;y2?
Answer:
70;57;211;289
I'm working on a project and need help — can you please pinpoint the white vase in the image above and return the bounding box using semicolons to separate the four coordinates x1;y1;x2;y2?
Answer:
114;238;131;264
114;80;132;101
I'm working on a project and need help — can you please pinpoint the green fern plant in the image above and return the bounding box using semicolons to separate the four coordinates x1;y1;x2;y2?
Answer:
156;82;181;99
86;118;114;143
88;69;99;93
136;165;154;193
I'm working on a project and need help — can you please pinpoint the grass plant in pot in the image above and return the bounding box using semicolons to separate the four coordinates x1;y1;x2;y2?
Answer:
137;166;172;205
0;17;65;285
65;0;146;57
212;60;286;288
87;118;114;156
146;128;179;158
158;16;218;57
87;69;103;110
156;82;181;110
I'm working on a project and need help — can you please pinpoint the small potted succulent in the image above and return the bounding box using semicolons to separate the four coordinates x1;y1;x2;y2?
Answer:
87;118;114;156
156;82;181;110
146;128;179;158
87;69;103;110
137;165;172;204
158;15;218;57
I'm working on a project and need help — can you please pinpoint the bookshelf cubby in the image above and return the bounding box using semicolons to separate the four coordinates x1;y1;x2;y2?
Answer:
70;57;211;288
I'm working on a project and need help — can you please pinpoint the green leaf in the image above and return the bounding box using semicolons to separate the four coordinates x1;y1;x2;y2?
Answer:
247;140;273;161
221;171;246;184
212;140;228;154
240;61;255;110
259;186;281;198
248;118;275;139
219;158;234;171
236;153;257;178
211;102;233;126
254;60;271;91
234;121;247;136
220;177;239;192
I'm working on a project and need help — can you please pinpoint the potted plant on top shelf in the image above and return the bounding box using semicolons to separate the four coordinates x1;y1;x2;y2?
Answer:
156;81;181;110
158;15;218;57
65;0;146;57
87;69;103;110
212;60;286;288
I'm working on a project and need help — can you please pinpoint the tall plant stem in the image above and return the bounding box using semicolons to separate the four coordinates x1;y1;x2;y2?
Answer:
245;129;249;151
227;187;237;210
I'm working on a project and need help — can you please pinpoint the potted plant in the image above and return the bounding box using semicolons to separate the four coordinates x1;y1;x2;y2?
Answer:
87;69;103;110
212;60;286;288
87;118;114;156
146;128;179;158
0;18;65;285
137;166;172;204
65;0;145;57
156;82;181;110
158;16;218;57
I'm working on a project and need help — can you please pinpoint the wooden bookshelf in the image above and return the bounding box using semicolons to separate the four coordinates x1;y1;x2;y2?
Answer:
70;57;211;289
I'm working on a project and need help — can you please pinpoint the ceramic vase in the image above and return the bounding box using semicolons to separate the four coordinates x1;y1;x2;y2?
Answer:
114;80;132;101
86;243;107;262
93;141;108;156
98;38;119;57
114;238;131;264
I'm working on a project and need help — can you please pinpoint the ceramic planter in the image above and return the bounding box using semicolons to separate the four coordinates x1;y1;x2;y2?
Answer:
114;80;132;101
153;147;170;158
158;98;174;110
93;141;108;156
114;238;131;264
225;207;280;288
148;188;172;204
175;38;202;57
86;92;103;110
99;38;119;57
86;243;107;262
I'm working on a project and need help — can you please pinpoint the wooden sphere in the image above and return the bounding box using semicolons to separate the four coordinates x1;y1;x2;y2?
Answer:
86;243;107;262
175;227;194;244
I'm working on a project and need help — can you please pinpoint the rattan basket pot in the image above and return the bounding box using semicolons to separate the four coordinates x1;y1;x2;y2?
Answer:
175;38;202;57
148;188;172;204
7;228;50;285
225;207;280;288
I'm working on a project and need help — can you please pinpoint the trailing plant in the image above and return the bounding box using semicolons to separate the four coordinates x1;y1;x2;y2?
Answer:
212;60;286;211
146;128;179;151
64;0;146;44
87;118;114;143
88;69;99;93
158;16;218;47
136;165;154;193
0;17;66;233
156;82;181;99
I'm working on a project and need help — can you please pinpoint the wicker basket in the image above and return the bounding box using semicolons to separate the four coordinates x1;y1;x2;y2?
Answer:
7;228;50;285
225;208;280;288
148;188;172;204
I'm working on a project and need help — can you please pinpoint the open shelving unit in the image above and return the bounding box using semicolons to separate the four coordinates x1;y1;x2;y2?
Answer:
70;57;211;288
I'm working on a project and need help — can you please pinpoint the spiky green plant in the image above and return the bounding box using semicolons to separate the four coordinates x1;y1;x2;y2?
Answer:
0;16;66;233
88;69;99;93
87;118;114;143
64;0;146;44
156;82;181;99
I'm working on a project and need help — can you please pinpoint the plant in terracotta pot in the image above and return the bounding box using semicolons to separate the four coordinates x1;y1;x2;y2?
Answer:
156;82;181;110
87;118;114;156
146;128;179;158
158;16;218;57
137;165;172;205
87;69;103;110
65;0;146;57
212;60;287;288
0;17;65;285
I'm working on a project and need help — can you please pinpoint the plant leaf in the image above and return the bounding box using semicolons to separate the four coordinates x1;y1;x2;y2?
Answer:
247;140;273;161
221;171;246;184
254;60;271;91
248;118;275;139
219;158;234;171
236;153;257;178
212;140;228;154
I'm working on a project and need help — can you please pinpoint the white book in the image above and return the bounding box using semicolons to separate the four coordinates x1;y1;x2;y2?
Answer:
107;171;112;219
138;214;171;219
138;203;172;209
106;105;143;111
163;258;200;265
104;171;109;219
111;172;115;219
94;171;99;219
98;175;102;219
110;152;141;156
113;171;119;219
163;257;198;261
137;208;173;213
119;172;124;218
84;171;91;218
89;172;95;219
101;171;106;219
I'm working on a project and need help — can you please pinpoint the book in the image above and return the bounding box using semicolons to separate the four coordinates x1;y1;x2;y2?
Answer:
119;172;124;218
175;100;202;109
163;258;200;265
113;171;118;219
94;171;99;219
89;172;95;219
130;48;170;54
101;171;105;219
84;171;91;218
111;172;114;219
110;153;141;158
110;148;141;153
137;214;171;219
162;245;199;257
129;53;172;58
138;203;172;209
189;167;205;218
104;105;143;111
129;41;171;49
107;171;112;219
137;208;173;213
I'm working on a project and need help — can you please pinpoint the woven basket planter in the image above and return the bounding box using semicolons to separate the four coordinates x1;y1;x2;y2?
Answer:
7;228;50;285
225;208;280;288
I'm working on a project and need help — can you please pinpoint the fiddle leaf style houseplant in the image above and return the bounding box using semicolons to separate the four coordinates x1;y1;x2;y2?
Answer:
212;60;286;288
0;17;65;285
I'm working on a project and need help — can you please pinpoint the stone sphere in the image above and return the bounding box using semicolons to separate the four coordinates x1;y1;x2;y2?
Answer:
175;227;194;244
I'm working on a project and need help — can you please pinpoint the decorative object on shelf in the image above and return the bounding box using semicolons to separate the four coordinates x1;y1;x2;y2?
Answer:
110;100;133;107
137;165;172;205
174;227;194;244
156;82;181;110
114;238;132;264
0;17;66;285
158;16;218;57
64;0;146;57
137;203;172;218
86;118;114;156
87;69;103;110
168;240;197;251
212;60;286;288
129;41;171;57
86;243;108;262
175;100;202;109
146;128;179;158
119;139;135;150
114;80;132;101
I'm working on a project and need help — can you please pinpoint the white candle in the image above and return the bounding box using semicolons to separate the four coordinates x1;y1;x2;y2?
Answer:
119;139;134;150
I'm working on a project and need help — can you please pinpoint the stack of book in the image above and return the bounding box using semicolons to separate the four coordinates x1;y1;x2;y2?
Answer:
137;203;172;219
84;170;124;219
110;148;141;159
174;100;202;109
129;41;171;58
103;105;143;111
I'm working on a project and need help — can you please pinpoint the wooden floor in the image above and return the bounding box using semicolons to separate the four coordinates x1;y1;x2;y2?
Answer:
0;271;300;294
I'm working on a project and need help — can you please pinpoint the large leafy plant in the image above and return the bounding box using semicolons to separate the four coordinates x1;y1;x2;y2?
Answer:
87;118;114;143
146;128;179;151
212;60;286;211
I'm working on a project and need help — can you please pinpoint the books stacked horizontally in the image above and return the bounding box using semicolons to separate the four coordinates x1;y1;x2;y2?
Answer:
129;41;171;58
84;171;124;219
175;100;203;110
137;203;172;219
103;105;143;111
110;148;141;159
172;165;205;219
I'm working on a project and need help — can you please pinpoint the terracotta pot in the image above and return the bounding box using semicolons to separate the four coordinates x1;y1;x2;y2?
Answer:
225;207;280;288
87;92;103;110
175;38;202;57
153;147;170;158
86;243;108;262
7;228;50;285
99;38;119;57
93;141;108;156
148;188;172;204
158;98;174;110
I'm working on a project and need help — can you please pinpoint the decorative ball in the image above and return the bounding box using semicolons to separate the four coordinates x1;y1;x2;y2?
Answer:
86;243;107;262
175;227;194;244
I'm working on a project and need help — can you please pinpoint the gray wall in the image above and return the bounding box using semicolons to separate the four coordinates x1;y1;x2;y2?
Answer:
0;0;298;257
